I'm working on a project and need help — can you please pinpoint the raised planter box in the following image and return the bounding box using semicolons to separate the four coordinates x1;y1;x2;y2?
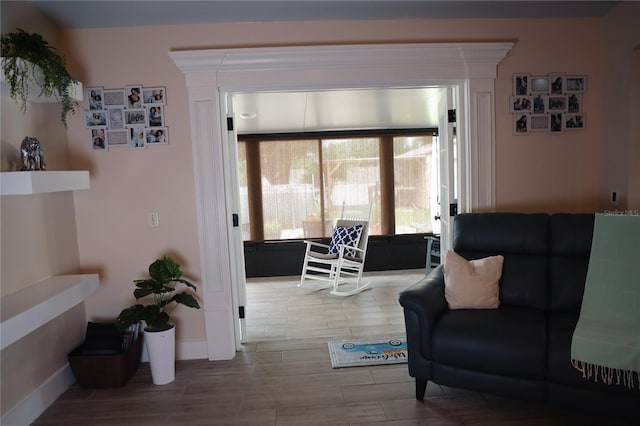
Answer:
0;57;83;103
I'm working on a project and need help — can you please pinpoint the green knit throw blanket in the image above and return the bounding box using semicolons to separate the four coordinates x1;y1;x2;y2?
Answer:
571;213;640;389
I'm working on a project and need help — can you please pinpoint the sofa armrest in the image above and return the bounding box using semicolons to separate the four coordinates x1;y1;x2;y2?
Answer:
399;265;448;361
399;265;447;321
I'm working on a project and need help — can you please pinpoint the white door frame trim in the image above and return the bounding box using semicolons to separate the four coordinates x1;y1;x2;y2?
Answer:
170;42;512;360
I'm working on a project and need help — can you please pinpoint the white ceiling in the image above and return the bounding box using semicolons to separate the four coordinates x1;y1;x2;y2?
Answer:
27;1;618;29
21;0;617;135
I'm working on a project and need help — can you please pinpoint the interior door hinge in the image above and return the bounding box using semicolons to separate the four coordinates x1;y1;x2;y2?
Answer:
232;213;239;227
227;116;234;131
449;202;458;217
239;306;245;319
447;109;456;123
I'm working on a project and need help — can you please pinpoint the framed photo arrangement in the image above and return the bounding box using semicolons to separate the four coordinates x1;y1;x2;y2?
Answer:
511;73;586;135
85;85;168;150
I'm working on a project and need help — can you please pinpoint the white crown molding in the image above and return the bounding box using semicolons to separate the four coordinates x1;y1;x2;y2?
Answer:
171;43;512;74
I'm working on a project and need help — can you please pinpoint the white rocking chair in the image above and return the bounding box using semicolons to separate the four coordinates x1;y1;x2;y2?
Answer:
298;203;373;296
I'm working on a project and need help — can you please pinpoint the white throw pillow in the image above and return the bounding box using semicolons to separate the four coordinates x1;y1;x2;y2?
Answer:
443;250;504;309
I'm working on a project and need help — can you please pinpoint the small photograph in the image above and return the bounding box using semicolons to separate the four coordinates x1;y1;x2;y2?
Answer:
84;110;108;128
146;127;168;145
125;85;143;109
107;107;125;129
106;129;128;147
550;73;565;94
567;93;581;113
530;76;550;93
91;128;107;151
564;113;585;130
513;114;529;135
513;74;529;96
566;76;587;92
128;126;146;149
103;89;125;107
510;96;532;112
549;113;563;133
143;87;166;105
532;94;547;114
86;87;104;110
530;115;550;132
548;96;568;112
124;108;147;126
147;105;164;127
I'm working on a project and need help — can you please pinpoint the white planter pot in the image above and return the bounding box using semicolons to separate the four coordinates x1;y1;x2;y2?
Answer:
143;325;175;385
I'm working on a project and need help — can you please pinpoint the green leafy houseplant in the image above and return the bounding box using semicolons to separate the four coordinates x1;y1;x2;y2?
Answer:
1;28;79;126
116;256;201;332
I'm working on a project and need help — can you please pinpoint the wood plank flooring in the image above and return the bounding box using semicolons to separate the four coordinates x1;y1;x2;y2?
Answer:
33;270;633;425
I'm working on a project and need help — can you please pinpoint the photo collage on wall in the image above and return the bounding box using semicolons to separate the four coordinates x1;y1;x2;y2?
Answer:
511;73;586;135
84;85;168;151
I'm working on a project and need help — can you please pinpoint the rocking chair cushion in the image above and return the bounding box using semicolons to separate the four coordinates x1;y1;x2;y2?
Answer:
329;225;363;257
308;252;339;260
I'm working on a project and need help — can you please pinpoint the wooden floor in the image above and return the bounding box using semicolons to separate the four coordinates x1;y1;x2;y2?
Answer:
34;270;632;425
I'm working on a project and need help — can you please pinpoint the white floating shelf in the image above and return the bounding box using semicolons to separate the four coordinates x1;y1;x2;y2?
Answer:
1;274;99;350
1;171;90;195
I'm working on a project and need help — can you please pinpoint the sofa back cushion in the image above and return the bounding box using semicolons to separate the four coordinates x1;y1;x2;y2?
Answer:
452;213;549;310
548;214;594;312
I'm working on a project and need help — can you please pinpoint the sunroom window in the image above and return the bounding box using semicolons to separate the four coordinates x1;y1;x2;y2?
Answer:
237;130;436;241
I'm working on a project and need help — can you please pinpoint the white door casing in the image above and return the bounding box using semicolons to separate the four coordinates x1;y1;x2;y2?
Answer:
437;87;455;256
223;95;248;347
170;42;512;360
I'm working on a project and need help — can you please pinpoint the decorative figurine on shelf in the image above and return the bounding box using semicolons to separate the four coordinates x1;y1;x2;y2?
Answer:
20;137;46;171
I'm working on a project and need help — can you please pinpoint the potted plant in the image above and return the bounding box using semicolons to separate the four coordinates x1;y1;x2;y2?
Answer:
116;256;200;385
1;28;79;126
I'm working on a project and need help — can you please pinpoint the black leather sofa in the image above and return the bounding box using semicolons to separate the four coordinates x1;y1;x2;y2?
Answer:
399;213;639;418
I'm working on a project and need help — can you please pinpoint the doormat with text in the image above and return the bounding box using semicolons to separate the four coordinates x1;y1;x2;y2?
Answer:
327;337;407;368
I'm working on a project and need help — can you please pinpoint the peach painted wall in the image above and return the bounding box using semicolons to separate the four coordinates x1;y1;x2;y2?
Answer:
59;15;614;351
1;2;86;417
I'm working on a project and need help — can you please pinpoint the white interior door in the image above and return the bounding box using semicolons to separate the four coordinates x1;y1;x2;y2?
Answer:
223;94;247;346
437;87;456;255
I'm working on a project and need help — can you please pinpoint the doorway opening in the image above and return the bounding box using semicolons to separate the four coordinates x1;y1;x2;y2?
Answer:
225;85;460;344
231;87;446;277
169;42;512;360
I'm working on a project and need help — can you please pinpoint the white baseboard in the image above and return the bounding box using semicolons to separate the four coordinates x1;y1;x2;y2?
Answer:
177;338;208;360
2;339;208;425
1;363;75;426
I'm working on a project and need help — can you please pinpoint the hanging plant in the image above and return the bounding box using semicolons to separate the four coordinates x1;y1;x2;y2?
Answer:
1;28;79;127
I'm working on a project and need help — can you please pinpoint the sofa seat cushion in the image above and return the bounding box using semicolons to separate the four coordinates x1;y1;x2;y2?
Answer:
432;306;546;379
548;313;640;396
